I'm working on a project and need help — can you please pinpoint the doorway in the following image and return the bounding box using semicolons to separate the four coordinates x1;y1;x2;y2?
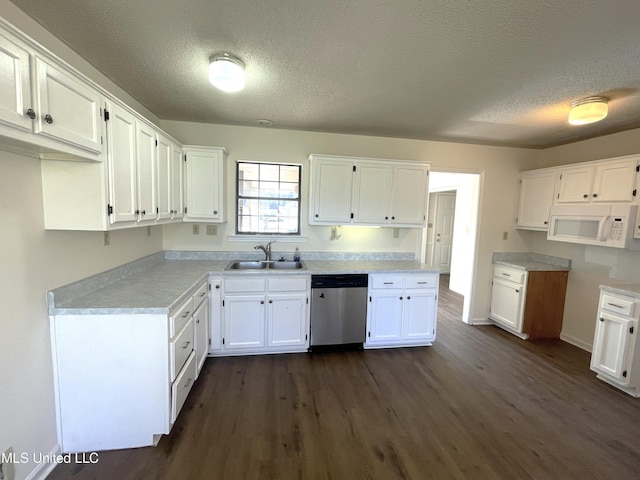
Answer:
419;171;481;325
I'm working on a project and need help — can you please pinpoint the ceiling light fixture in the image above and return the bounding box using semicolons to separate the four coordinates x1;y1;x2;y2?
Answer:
568;96;608;125
208;53;245;92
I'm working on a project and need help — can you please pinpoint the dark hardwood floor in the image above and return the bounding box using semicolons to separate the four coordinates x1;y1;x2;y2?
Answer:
48;275;640;479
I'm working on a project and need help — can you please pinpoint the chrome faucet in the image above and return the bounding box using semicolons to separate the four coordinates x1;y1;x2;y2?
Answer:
254;241;276;261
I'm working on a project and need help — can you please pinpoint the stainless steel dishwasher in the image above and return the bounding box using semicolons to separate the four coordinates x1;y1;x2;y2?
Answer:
310;274;368;350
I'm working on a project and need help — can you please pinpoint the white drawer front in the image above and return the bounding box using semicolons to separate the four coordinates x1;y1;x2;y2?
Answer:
493;266;525;285
224;277;266;293
193;282;209;309
170;318;194;382
601;294;636;317
268;277;308;292
171;351;197;424
405;275;437;289
170;297;194;337
370;275;404;289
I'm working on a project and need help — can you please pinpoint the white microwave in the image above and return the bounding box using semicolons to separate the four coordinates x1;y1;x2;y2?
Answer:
547;204;638;248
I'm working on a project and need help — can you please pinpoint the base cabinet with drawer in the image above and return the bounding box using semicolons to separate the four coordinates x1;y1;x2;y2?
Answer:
49;279;209;453
489;265;568;340
211;275;310;356
365;272;439;348
591;288;640;397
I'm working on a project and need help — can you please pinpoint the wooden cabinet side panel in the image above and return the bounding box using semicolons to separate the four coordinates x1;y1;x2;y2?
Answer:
522;271;569;339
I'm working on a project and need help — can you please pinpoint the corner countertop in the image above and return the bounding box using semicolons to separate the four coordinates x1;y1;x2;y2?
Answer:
492;252;571;272
49;257;438;315
600;284;640;299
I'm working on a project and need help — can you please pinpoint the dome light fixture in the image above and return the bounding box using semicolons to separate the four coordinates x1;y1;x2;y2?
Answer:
568;96;608;125
208;53;245;92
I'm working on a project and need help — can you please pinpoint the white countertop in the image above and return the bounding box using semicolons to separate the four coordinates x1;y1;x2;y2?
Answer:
49;258;438;315
600;284;640;299
493;259;570;271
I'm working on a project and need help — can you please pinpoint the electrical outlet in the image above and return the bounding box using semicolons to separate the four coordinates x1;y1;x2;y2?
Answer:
206;225;217;235
192;224;200;235
393;228;400;239
103;231;110;246
1;446;16;480
503;231;509;240
147;226;151;237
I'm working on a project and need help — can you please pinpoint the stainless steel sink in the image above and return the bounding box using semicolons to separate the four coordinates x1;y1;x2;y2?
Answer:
225;260;305;270
269;261;304;270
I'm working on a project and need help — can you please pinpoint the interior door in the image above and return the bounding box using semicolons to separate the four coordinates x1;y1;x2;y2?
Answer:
433;192;456;273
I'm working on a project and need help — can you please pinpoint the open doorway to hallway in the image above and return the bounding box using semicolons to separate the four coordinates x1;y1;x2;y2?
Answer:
419;171;481;325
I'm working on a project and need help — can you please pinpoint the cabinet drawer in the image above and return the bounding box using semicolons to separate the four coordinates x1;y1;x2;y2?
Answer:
601;294;636;317
193;282;209;309
405;275;437;289
224;277;266;293
493;266;525;285
370;275;404;289
268;277;308;292
170;318;194;382
170;297;194;337
171;351;196;424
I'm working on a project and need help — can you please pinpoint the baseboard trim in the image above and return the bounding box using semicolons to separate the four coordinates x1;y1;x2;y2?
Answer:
26;444;61;480
560;333;592;352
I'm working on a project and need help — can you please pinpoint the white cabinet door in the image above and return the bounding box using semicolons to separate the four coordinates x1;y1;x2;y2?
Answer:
223;295;266;350
489;278;524;331
156;134;172;220
266;293;308;348
209;278;223;352
352;162;392;224
310;157;354;224
34;57;102;153
194;294;209;376
403;291;436;342
136;121;157;224
390;164;429;225
170;143;184;220
106;102;137;225
184;146;226;222
517;170;557;230
367;291;403;343
0;32;32;131
591;158;638;203
591;312;635;383
556;165;594;203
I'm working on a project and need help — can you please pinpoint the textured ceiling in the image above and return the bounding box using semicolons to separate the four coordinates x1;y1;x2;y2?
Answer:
9;0;640;148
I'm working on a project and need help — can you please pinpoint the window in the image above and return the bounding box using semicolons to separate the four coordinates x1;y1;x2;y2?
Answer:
236;161;301;234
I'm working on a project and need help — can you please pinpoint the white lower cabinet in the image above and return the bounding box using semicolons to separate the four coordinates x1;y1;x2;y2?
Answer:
365;273;438;348
591;288;640;397
50;280;208;453
211;275;310;356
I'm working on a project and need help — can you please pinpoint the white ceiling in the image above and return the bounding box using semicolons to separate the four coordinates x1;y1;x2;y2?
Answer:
9;0;640;149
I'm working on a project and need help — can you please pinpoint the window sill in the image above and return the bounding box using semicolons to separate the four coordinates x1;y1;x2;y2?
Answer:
227;235;308;243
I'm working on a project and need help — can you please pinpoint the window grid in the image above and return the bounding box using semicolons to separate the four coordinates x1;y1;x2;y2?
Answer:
236;162;301;235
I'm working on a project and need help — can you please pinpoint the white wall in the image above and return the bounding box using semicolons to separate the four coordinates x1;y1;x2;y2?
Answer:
161;121;535;324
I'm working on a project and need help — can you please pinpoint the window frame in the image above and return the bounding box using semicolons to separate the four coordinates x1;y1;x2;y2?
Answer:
235;160;302;236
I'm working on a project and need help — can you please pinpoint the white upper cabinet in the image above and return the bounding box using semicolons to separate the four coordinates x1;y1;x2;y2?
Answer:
33;57;103;154
170;142;184;220
390;164;429;225
106;102;138;224
309;154;430;227
0;27;104;158
184;146;227;222
516;169;557;230
352;162;393;224
309;156;354;224
0;31;32;132
135;120;157;224
556;156;638;204
156;135;173;221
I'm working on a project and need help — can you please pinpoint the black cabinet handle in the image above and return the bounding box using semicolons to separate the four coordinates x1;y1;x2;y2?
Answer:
260;300;265;304
593;193;598;198
583;194;588;198
214;210;218;214
44;114;53;124
269;299;273;304
25;108;36;119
